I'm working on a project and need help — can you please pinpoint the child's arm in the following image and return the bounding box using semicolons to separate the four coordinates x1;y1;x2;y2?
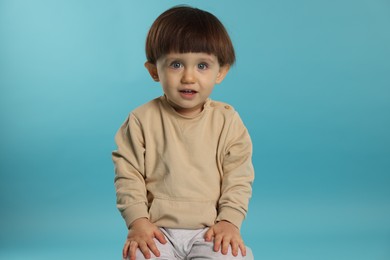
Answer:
113;114;150;228
204;220;246;257
217;112;254;228
123;218;167;260
208;112;254;255
113;114;167;259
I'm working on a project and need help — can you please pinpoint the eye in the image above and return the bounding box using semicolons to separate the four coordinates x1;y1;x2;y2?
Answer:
170;61;182;69
198;63;208;70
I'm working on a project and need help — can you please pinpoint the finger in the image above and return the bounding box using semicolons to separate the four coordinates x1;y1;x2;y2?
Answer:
239;242;247;256
138;241;152;259
123;241;130;258
231;240;239;257
129;241;138;260
146;239;161;258
154;229;167;244
221;237;230;255
213;234;222;252
204;228;214;242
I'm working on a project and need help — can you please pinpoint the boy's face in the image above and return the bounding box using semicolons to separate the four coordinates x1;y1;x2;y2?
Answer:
145;52;229;117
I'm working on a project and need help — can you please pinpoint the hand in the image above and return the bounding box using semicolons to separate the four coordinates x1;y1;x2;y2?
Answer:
204;220;246;257
123;218;167;260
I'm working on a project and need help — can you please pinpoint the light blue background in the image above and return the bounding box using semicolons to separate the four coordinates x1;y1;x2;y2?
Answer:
1;0;389;259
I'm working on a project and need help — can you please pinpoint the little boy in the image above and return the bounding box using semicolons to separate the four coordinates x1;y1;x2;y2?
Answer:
113;6;254;260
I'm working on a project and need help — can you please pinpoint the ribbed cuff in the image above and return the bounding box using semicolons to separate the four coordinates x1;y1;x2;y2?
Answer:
121;202;149;228
216;207;245;229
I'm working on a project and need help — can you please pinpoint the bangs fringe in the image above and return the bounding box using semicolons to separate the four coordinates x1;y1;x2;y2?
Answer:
146;6;235;66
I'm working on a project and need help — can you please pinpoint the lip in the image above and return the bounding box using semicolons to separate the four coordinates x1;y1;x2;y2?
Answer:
179;89;198;99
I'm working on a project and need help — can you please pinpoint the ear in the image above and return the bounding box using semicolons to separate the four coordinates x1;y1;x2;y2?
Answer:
144;62;159;82
215;65;230;84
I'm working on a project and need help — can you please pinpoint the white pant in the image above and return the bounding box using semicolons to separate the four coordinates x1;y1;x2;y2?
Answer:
132;228;254;260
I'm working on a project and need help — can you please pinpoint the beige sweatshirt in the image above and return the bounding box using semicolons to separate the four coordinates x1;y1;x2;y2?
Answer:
112;96;254;229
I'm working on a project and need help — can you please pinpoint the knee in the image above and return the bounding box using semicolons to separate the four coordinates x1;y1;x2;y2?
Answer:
190;241;249;259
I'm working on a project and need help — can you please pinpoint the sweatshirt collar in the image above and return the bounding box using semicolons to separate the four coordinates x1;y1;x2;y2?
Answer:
160;95;211;119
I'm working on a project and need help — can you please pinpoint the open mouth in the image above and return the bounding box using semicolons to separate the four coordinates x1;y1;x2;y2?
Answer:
179;89;197;94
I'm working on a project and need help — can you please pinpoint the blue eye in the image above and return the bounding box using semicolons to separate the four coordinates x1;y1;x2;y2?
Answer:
170;62;182;69
198;63;208;70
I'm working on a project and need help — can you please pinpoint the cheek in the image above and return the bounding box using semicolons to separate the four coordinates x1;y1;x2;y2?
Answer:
161;73;176;83
208;76;219;86
164;77;174;87
160;77;176;91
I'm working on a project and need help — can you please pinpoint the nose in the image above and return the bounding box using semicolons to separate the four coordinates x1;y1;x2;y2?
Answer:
181;68;196;84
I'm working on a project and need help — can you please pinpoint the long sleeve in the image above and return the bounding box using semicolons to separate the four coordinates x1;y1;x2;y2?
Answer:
216;112;254;229
112;113;149;228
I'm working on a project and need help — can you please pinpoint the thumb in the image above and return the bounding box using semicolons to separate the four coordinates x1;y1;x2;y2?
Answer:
204;227;215;242
154;229;167;244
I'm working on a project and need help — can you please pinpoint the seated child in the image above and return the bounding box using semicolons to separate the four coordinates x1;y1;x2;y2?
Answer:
113;5;255;260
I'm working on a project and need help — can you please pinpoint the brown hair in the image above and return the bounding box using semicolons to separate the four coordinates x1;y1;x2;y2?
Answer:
145;6;235;66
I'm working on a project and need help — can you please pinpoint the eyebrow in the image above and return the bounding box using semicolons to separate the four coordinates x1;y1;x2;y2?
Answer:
199;57;217;64
164;55;217;65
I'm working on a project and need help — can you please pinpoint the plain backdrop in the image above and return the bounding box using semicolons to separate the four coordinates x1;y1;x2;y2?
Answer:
1;0;389;259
